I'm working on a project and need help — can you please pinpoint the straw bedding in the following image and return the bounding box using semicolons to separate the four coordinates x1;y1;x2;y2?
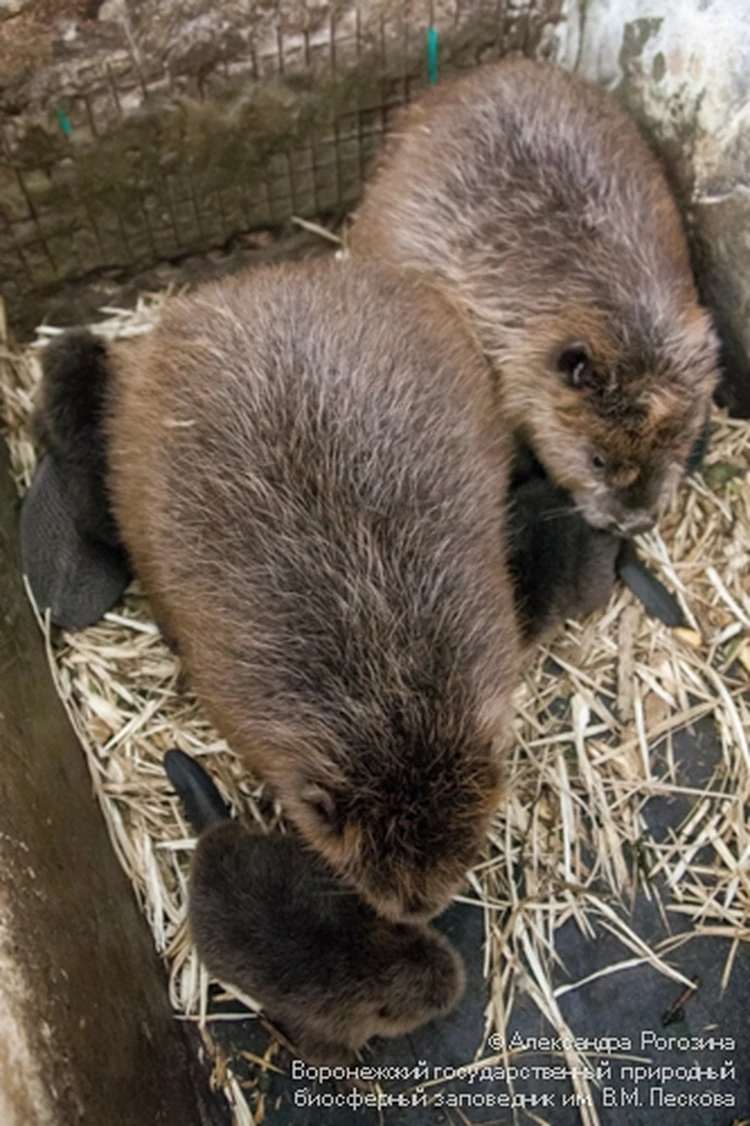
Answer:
1;292;748;1126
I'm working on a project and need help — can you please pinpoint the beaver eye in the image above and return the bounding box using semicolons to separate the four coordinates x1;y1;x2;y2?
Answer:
591;453;606;471
557;344;593;389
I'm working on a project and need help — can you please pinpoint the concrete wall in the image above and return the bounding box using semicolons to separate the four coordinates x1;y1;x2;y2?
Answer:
0;439;230;1126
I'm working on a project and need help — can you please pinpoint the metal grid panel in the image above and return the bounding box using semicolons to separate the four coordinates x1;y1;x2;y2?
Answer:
0;0;563;320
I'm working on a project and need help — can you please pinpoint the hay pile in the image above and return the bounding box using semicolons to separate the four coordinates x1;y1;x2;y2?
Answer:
1;294;748;1126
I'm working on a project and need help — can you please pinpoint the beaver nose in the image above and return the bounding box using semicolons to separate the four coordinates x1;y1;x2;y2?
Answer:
616;512;655;537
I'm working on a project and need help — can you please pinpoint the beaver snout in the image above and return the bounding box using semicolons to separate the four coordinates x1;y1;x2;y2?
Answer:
576;492;656;538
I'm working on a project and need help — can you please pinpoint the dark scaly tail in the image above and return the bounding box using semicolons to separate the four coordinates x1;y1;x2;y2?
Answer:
164;749;231;834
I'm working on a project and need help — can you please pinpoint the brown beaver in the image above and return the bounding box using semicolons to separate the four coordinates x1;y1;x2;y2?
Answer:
102;258;519;922
349;57;720;537
26;264;622;928
165;749;465;1065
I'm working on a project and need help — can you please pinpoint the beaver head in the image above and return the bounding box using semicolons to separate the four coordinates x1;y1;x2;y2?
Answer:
348;58;722;536
498;296;719;535
268;693;505;923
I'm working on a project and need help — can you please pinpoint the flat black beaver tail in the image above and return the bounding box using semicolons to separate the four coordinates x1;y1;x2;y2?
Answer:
164;749;232;834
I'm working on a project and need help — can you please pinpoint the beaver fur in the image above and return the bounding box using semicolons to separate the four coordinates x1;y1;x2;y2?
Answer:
349;58;720;536
507;469;620;641
21;330;131;629
31;262;626;925
32;329;123;549
191;820;466;1063
165;747;465;1065
104;258;519;922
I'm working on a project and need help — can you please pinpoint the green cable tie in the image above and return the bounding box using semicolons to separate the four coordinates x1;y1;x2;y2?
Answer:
427;26;439;85
55;107;73;137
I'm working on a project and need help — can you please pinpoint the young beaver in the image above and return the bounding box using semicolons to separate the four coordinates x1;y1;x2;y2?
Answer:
21;331;131;629
104;258;519;922
507;471;620;642
349;58;721;536
165;749;465;1065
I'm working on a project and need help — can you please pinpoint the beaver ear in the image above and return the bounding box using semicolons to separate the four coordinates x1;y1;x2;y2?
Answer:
299;781;341;836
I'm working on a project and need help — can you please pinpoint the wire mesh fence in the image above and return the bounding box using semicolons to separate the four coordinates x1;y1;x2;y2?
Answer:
0;1;564;327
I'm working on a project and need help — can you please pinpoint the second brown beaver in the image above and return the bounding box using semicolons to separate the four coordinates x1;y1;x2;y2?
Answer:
349;58;720;537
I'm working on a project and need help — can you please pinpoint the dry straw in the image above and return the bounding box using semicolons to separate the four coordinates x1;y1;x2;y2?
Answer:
1;294;748;1126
